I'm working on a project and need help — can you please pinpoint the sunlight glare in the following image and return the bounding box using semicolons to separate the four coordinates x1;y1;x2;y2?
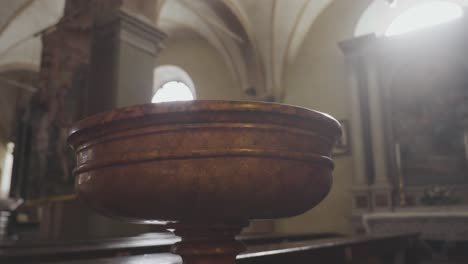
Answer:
386;1;463;36
152;81;194;103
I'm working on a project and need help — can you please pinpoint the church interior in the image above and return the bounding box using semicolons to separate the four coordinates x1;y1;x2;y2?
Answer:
1;0;468;263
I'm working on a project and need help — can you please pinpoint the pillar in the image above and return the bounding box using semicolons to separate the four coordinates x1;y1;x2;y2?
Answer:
365;54;393;212
85;9;166;116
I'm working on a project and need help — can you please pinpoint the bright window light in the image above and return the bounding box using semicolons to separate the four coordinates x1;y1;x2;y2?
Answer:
0;142;14;198
152;81;194;103
386;1;463;36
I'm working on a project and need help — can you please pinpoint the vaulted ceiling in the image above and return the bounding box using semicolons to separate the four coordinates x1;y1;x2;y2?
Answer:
0;0;64;69
156;0;334;100
3;0;463;100
0;0;370;102
0;0;340;101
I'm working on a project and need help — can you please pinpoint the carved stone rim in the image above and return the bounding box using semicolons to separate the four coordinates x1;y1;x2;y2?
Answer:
73;149;334;174
68;100;342;145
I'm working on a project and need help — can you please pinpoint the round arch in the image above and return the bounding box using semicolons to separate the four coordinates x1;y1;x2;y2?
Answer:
153;65;196;101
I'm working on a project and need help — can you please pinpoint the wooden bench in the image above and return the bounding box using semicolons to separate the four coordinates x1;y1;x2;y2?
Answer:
1;233;422;264
0;232;338;262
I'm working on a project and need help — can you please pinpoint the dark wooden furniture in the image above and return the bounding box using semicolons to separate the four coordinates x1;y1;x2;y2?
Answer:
27;233;420;264
0;233;176;262
0;233;421;263
239;233;421;264
0;232;341;262
68;100;341;264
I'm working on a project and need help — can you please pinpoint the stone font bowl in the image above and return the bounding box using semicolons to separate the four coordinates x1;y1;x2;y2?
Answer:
68;100;341;224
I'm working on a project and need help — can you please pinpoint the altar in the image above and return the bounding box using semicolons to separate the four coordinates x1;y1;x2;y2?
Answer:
363;206;468;241
340;15;468;238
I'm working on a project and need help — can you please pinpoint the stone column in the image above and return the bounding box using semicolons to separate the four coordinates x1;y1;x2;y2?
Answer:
365;54;393;212
345;55;372;214
340;36;376;233
340;35;394;233
32;0;166;240
85;9;166;116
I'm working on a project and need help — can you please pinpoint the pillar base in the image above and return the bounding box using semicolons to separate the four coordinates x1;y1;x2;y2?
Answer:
371;184;393;211
168;222;248;264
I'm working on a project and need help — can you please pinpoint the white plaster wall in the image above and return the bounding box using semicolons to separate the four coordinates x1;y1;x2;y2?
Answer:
274;0;370;235
157;31;244;101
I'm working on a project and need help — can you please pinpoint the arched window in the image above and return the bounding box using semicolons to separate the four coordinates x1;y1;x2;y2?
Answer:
152;81;194;103
0;142;14;198
152;65;196;103
385;1;463;36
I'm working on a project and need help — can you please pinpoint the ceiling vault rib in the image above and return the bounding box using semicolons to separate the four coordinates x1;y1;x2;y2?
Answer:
0;0;35;39
206;27;245;92
222;0;266;97
155;0;168;22
270;0;277;98
0;76;37;93
217;0;268;97
0;4;88;60
160;1;243;90
279;0;310;102
221;0;254;43
0;26;47;60
178;0;244;43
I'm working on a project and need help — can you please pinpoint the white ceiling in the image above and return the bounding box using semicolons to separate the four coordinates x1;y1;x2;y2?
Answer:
0;0;64;70
0;0;31;32
6;0;458;99
157;0;334;100
0;0;343;100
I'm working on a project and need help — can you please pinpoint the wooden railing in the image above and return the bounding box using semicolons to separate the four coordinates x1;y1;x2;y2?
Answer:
0;232;422;263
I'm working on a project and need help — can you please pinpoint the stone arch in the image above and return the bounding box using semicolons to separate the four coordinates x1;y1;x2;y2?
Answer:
153;64;196;99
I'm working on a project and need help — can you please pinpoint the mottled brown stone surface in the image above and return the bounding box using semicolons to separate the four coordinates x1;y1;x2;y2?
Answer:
68;100;341;264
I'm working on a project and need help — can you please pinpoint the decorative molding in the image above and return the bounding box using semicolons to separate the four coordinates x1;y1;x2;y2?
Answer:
120;29;159;55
